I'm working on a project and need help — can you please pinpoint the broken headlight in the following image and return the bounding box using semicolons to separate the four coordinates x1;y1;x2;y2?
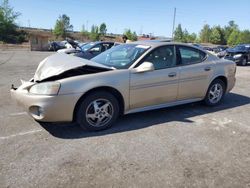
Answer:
29;82;61;95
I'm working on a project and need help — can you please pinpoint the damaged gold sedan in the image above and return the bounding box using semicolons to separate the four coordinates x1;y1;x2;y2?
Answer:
11;42;236;131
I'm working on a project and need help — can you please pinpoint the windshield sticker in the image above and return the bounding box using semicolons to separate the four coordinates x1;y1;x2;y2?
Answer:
136;45;150;49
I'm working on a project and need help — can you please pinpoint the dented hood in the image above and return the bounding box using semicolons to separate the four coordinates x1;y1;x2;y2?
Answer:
34;53;112;82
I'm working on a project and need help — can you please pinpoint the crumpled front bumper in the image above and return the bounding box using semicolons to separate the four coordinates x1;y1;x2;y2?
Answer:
10;84;82;122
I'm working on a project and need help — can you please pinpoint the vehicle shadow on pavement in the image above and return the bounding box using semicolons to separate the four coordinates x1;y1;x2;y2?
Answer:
39;92;250;139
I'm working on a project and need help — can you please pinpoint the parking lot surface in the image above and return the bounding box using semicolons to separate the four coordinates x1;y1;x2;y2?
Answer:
0;50;250;188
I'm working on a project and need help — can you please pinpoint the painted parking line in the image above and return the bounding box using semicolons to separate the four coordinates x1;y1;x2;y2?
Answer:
0;129;43;140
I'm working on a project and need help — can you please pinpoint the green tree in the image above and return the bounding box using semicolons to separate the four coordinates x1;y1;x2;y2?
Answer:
227;29;240;46
53;14;73;38
124;29;137;41
0;0;23;43
224;20;238;42
99;23;107;36
89;25;100;41
210;26;226;44
174;24;184;42
199;24;211;43
174;25;196;43
81;24;89;38
210;28;221;44
185;32;197;43
237;30;250;44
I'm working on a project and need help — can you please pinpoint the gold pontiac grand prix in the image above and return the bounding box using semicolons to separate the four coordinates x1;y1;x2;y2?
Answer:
11;41;236;131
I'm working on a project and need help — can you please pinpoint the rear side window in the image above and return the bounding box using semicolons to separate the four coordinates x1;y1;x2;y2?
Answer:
178;46;206;65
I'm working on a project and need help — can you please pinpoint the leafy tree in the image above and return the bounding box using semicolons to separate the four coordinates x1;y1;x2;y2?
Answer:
210;28;221;44
81;24;89;38
89;25;100;41
0;0;24;43
199;24;211;43
224;20;238;42
227;29;240;46
237;30;250;44
124;29;137;41
210;26;226;44
99;23;107;36
53;14;73;38
185;32;197;43
174;24;184;42
174;25;196;43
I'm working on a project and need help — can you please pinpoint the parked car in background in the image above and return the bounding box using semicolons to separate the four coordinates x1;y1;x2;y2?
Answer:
48;41;66;51
190;43;204;50
203;46;213;52
57;42;88;54
11;41;236;131
212;46;228;58
74;41;115;59
224;44;250;66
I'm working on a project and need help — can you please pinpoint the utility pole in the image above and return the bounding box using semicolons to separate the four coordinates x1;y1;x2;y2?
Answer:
171;7;176;41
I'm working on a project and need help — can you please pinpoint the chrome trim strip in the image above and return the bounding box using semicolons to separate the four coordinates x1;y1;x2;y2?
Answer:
179;75;207;83
131;79;178;90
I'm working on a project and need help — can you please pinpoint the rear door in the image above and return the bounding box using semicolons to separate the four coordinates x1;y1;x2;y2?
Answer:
176;45;214;100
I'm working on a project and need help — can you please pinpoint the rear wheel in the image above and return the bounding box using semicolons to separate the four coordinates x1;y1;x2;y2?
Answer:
76;91;120;131
204;79;225;106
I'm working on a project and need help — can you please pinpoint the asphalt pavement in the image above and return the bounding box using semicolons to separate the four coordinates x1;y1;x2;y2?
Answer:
0;50;249;188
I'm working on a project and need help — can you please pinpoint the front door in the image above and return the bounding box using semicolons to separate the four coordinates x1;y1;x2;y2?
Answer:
129;45;179;109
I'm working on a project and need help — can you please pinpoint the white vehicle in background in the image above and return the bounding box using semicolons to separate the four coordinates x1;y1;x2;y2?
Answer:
57;42;88;54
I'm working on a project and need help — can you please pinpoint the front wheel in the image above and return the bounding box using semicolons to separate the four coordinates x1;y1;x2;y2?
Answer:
76;91;120;131
204;79;226;106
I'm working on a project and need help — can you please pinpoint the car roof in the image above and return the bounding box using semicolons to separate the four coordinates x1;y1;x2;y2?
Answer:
131;40;204;50
94;41;114;44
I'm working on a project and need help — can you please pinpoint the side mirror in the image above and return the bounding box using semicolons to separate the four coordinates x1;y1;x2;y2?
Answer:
134;62;155;73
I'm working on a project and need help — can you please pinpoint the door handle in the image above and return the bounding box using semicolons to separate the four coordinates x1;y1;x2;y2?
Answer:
204;67;211;71
168;72;177;77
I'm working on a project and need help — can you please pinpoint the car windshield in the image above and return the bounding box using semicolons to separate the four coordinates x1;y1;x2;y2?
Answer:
81;42;96;52
91;44;150;69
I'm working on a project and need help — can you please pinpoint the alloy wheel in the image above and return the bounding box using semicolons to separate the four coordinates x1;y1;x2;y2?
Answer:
85;99;114;127
208;83;223;104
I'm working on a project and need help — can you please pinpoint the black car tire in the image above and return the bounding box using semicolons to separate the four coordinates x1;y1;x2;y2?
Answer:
204;79;226;106
241;57;248;66
76;91;120;131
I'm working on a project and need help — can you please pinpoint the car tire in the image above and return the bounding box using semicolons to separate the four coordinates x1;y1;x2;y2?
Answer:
76;91;120;131
241;58;248;66
204;79;226;106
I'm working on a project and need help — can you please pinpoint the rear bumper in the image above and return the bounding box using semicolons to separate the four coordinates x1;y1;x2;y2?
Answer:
226;76;236;93
11;88;81;122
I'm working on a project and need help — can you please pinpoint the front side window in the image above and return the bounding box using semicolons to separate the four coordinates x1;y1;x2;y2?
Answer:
178;46;206;65
143;45;176;70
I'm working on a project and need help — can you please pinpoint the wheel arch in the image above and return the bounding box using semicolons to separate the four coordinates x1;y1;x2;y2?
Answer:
208;75;228;92
73;86;125;121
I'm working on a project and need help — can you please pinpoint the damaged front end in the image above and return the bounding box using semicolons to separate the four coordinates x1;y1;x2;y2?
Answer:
10;53;114;122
